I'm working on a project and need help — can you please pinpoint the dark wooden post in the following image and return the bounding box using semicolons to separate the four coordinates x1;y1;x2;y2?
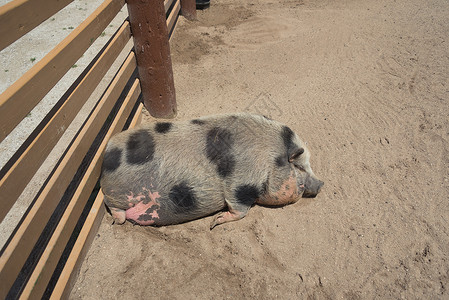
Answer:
180;0;197;21
126;0;177;118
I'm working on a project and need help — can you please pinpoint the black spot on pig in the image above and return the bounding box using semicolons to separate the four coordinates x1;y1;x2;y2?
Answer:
169;182;197;211
281;126;303;161
217;157;236;178
138;214;152;222
126;129;155;165
262;177;269;193
281;126;295;150
103;147;122;172
235;184;260;207
155;122;172;133
275;155;286;167
191;119;205;125
206;127;235;178
137;204;159;222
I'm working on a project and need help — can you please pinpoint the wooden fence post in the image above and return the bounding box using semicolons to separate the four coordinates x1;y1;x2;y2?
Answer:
126;0;177;118
180;0;197;21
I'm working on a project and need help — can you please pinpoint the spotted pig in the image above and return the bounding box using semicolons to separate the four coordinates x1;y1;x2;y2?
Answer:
100;113;324;229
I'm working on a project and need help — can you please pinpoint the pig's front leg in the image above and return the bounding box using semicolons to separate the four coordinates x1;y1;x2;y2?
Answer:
210;184;260;229
210;208;247;229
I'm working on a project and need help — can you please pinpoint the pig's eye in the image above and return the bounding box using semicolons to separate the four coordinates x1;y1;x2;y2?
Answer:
294;164;306;172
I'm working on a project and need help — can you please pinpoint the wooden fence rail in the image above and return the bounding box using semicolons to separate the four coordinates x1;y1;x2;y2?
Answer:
0;0;195;298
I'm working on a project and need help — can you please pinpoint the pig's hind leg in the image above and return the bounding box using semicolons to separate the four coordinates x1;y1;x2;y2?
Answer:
210;184;260;229
109;207;126;224
103;195;126;224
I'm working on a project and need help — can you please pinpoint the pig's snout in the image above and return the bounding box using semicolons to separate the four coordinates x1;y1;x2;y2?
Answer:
302;175;324;198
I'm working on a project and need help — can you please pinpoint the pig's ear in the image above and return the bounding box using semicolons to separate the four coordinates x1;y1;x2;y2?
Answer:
288;147;304;162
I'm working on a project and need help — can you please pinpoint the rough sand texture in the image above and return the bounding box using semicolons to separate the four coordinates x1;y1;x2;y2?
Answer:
71;0;448;298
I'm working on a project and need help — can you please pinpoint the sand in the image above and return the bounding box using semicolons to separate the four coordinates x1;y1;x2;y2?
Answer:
70;0;448;298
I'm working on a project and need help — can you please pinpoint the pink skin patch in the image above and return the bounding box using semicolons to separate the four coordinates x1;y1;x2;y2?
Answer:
125;188;161;225
110;207;126;224
272;175;300;204
258;170;303;206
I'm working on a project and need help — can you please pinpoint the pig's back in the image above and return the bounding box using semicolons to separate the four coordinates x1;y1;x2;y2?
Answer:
100;113;286;225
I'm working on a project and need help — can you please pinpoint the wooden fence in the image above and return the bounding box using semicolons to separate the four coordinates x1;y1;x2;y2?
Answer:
0;0;194;298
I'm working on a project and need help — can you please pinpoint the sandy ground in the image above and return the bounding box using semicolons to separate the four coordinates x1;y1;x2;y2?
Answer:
68;0;449;298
